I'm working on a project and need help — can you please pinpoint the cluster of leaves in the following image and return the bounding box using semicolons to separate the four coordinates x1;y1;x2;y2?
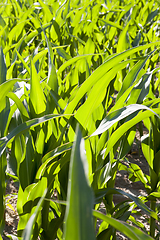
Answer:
0;0;160;239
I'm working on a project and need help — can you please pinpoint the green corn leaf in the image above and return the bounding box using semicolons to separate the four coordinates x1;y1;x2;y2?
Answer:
35;126;45;155
33;48;48;64
118;127;136;159
91;104;160;137
19;134;36;190
0;14;6;28
36;142;72;179
8;134;25;177
11;0;22;17
0;79;21;105
43;82;67;111
0;180;4;235
0;47;10;139
57;53;104;75
129;162;149;186
117;21;130;53
94;188;157;219
7;34;27;79
93;210;154;240
16;50;30;74
117;55;151;101
17;177;46;214
98;161;112;187
32;45;68;64
128;72;152;105
29;60;46;116
52;43;71;61
103;108;160;159
63;125;95;240
148;192;160;198
142;134;154;169
0;47;7;84
42;142;72;163
100;19;123;30
62;0;70;19
7;15;30;46
0;114;70;157
146;9;159;24
18;177;47;235
153;150;160;178
61;42;160;126
75;59;133;128
24;22;52;45
4;89;28;136
0;1;160;238
41;24;58;93
0;152;7;193
0;46;9;234
22;189;47;240
38;0;53;22
7;92;29;121
56;46;71;61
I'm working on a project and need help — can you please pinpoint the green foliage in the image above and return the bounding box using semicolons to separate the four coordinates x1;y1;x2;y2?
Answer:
63;125;95;240
0;0;160;239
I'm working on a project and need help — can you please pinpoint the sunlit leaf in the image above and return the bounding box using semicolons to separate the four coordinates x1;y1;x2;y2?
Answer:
93;210;154;240
0;114;70;157
22;189;47;240
91;104;160;137
64;125;95;240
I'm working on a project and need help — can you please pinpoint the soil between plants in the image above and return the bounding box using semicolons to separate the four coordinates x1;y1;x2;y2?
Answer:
2;130;159;239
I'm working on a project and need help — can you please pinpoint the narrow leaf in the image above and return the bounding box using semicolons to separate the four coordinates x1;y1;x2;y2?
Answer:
0;114;70;157
61;42;160;126
63;125;95;240
94;188;157;219
41;24;58;93
29;60;46;116
91;104;160;137
0;47;7;84
22;189;47;240
93;210;154;240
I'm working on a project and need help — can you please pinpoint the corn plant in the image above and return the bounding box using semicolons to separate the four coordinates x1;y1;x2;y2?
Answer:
0;0;160;239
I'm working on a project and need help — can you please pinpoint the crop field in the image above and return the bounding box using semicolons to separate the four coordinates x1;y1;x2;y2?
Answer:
0;0;160;239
